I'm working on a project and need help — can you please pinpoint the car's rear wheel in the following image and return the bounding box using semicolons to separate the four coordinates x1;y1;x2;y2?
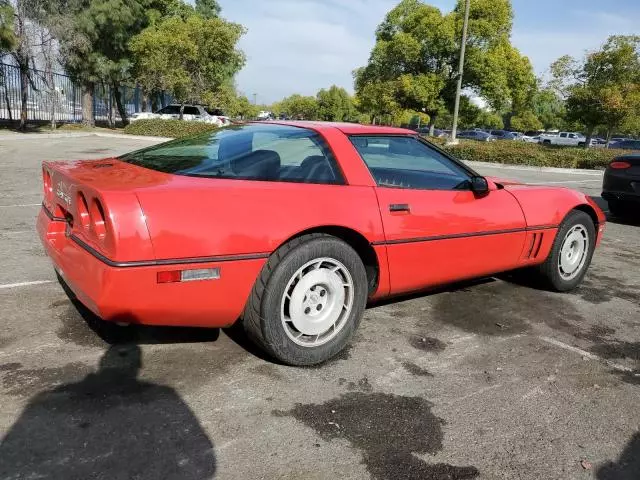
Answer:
243;234;368;366
537;210;595;292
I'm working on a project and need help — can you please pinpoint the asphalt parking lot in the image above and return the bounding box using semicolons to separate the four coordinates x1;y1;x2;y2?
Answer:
0;134;638;480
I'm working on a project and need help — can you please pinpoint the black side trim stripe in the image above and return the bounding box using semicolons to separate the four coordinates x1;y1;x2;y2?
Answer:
371;225;558;246
70;234;270;268
42;204;66;222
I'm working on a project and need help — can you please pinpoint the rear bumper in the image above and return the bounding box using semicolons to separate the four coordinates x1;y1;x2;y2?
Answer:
37;206;265;327
602;190;640;204
603;169;640;203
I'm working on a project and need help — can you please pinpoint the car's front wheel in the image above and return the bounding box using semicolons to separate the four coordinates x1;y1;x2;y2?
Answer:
243;234;368;366
537;210;596;291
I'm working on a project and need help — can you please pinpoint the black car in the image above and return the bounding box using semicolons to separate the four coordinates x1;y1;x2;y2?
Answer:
610;140;640;150
602;154;640;216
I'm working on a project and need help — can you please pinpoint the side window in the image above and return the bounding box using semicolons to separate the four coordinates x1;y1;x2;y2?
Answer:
568;133;576;139
122;125;345;185
350;136;471;190
156;105;180;115
560;133;568;138
183;106;201;115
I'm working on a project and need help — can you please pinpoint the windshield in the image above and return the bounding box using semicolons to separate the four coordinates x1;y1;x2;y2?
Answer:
119;124;344;184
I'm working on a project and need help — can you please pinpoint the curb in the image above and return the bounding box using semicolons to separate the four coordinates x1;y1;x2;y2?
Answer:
463;160;605;176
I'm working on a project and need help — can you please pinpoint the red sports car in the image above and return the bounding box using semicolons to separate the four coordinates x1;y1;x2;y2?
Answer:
38;122;606;365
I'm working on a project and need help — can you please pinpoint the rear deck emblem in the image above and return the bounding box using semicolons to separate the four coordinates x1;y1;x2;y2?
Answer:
55;181;72;207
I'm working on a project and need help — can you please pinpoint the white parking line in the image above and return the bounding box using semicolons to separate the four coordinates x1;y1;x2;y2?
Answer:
539;336;633;373
0;203;41;208
0;280;53;290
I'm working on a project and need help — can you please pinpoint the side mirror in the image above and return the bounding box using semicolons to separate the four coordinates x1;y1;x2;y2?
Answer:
470;176;489;196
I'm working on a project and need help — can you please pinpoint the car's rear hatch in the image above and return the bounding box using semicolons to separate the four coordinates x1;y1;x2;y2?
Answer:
41;159;164;262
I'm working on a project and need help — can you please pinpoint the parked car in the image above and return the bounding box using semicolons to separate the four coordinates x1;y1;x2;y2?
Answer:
458;130;496;142
539;132;588;147
417;127;449;138
257;110;272;120
38;122;605;366
490;130;519;141
128;104;229;126
609;140;640;151
602;154;640;216
523;135;542;144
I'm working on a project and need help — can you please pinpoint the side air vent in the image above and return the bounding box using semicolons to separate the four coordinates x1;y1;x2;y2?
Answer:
526;233;544;259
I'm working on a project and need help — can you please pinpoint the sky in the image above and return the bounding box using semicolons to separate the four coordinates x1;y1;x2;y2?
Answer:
216;0;640;104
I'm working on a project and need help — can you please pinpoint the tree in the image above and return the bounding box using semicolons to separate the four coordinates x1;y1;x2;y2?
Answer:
316;85;355;121
129;14;245;118
531;88;565;130
471;40;537;128
355;0;532;134
477;110;503;129
0;1;14;52
555;35;640;147
510;111;542;132
4;0;53;130
353;74;398;125
195;0;220;19
279;94;318;120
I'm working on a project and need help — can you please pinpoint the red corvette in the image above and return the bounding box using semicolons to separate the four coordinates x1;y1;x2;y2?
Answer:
38;122;606;365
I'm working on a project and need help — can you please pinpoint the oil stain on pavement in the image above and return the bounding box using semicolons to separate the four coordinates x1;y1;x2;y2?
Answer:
408;335;446;352
576;272;640;306
274;392;478;480
402;362;434;377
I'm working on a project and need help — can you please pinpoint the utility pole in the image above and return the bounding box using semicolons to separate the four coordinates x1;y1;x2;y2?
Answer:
449;0;471;145
253;93;257;105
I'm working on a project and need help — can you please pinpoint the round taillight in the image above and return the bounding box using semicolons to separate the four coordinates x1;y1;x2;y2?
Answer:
90;198;107;239
77;192;90;229
610;161;631;169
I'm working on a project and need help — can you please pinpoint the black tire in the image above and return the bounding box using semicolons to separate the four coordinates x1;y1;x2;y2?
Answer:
243;233;368;366
543;140;551;145
537;210;596;292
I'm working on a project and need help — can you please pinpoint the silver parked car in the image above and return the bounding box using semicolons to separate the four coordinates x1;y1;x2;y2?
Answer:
458;130;496;142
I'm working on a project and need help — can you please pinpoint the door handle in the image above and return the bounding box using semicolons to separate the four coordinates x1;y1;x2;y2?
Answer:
389;204;411;213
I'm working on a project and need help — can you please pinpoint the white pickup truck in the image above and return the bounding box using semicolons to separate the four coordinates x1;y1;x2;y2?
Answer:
539;132;588;147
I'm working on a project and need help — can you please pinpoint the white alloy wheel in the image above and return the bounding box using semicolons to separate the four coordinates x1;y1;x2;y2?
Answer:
280;257;354;347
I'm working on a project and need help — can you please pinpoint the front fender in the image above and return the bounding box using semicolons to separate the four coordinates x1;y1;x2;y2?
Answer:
505;185;606;227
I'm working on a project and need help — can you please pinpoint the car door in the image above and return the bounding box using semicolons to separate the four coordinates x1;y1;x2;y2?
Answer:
349;135;527;295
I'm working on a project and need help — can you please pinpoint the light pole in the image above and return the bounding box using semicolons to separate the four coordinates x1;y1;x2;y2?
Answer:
253;93;257;105
449;0;471;145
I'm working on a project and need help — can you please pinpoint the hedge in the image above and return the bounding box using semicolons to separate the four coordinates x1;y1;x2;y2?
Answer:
123;119;219;138
424;137;627;169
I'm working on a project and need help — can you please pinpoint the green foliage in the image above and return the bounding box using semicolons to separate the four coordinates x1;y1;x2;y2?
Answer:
195;0;220;19
279;94;318;120
0;2;15;52
532;88;565;130
129;14;245;106
430;138;624;169
559;35;640;141
510;111;542;132
355;0;532;128
316;85;356;121
477;110;503;129
123;119;219;138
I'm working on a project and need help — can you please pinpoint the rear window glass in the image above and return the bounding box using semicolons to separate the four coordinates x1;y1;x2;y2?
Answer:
119;124;344;185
